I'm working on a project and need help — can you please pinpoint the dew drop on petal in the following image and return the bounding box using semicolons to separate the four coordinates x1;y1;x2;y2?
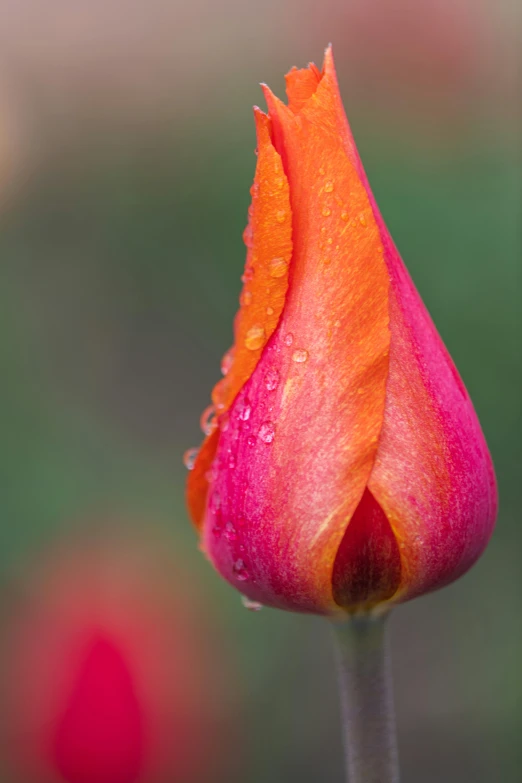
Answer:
242;225;253;247
224;521;237;542
241;266;255;283
245;325;266;351
237;400;251;421
322;206;331;217
359;214;367;226
247;435;256;447
221;348;235;376
324;180;334;192
241;290;253;306
292;349;308;363
276;210;286;224
241;596;263;612
284;332;294;346
269;257;289;278
258;421;275;444
183;447;199;470
228;454;236;469
200;404;218;435
264;367;280;391
233;559;249;581
210;490;221;513
266;306;274;315
341;211;349;221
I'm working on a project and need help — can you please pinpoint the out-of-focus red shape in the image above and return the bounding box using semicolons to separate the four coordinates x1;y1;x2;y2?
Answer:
53;633;144;783
0;530;232;783
301;0;496;119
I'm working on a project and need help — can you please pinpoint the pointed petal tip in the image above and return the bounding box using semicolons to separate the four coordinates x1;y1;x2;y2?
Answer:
323;43;335;75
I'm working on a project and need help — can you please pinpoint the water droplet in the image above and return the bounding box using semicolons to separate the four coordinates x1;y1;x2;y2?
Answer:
242;225;253;247
241;595;263;611
237;400;251;421
266;306;274;315
210;490;221;513
241;266;255;283
276;210;286;224
224;521;238;541
269;257;289;278
258;421;275;444
233;559;249;581
242;290;253;306
341;211;349;221
221;348;234;376
359;214;367;227
326;237;333;245
319;166;325;175
324;180;334;192
245;325;266;351
247;435;256;447
292;349;308;363
284;333;294;346
228;454;236;469
250;182;259;197
183;447;199;470
265;367;280;391
200;404;218;435
322;207;331;217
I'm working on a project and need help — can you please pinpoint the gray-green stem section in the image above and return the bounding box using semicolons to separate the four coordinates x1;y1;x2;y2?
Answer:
331;614;400;783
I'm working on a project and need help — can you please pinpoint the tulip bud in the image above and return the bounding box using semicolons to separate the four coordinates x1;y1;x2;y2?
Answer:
187;47;497;615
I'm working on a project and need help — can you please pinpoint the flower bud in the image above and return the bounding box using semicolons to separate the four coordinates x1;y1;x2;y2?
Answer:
187;47;497;615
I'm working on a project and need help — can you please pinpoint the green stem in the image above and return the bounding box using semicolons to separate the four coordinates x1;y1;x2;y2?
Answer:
331;613;400;783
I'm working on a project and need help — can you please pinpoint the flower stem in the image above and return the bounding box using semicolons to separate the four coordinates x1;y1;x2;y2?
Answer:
331;613;400;783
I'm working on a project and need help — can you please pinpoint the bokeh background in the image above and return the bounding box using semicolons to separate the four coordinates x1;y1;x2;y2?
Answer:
0;1;520;781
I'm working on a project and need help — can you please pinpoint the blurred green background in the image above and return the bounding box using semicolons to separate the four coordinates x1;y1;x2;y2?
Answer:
0;0;520;781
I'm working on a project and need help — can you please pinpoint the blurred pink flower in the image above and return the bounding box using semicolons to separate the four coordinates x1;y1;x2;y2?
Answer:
0;530;232;783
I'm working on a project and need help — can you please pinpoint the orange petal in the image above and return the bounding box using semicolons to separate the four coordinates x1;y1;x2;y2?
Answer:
188;109;293;529
285;63;322;114
186;429;219;531
211;109;293;415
